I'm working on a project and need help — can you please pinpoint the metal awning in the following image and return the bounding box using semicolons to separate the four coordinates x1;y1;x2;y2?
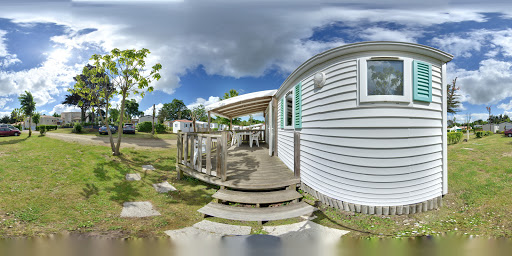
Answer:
207;90;276;119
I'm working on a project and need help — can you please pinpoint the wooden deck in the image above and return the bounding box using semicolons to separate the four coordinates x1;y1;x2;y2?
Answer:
177;142;300;190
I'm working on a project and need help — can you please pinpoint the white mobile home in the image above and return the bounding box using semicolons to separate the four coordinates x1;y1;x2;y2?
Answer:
172;120;194;132
498;122;512;132
182;41;453;218
483;124;498;133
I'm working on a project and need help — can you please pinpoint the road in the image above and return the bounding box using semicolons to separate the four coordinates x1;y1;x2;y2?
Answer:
46;132;176;149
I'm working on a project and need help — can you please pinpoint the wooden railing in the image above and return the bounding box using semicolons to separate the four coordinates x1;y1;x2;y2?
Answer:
176;131;228;181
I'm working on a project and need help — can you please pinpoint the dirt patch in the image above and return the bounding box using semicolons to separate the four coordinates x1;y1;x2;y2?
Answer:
502;152;512;157
46;133;176;150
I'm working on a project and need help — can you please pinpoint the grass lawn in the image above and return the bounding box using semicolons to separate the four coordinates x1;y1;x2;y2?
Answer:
48;128;177;140
0;133;210;237
308;133;512;238
2;132;512;238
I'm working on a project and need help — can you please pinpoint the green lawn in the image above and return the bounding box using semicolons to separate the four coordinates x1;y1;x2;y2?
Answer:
48;128;177;140
2;132;512;238
0;133;211;237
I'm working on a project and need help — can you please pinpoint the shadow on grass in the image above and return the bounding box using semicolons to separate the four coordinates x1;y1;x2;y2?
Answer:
81;183;99;199
107;181;142;204
0;137;28;145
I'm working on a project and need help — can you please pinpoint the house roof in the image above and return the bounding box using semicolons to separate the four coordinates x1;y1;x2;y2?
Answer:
206;90;276;119
173;120;193;123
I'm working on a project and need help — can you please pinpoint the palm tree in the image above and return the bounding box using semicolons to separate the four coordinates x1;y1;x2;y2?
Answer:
18;91;36;137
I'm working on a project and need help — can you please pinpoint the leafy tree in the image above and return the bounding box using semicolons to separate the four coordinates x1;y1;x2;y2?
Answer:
190;104;207;132
125;99;143;119
89;48;161;156
0;115;9;124
223;89;239;100
33;113;41;128
62;93;90;123
109;108;120;124
18;91;36;137
71;64;116;153
10;108;24;124
157;99;190;122
52;112;61;117
447;78;460;114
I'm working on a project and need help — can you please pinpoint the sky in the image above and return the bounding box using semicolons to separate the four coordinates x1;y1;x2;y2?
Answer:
2;1;512;122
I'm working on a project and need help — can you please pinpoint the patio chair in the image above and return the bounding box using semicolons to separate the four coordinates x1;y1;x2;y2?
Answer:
250;131;260;148
230;131;238;146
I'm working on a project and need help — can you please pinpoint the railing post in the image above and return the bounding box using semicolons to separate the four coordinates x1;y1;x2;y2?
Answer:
176;132;183;179
216;135;222;179
206;136;212;175
189;134;195;169
197;135;203;172
183;133;188;166
221;131;228;181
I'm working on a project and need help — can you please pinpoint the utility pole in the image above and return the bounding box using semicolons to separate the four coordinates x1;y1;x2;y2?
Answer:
151;104;155;135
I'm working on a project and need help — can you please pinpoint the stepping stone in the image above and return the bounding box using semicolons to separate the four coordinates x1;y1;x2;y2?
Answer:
120;201;161;217
192;220;251;236
142;165;155;171
152;181;177;193
125;173;141;181
263;220;349;244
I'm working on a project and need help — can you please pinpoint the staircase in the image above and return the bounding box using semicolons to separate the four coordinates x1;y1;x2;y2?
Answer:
198;185;317;223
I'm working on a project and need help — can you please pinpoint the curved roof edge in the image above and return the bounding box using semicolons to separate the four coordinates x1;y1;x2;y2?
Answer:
277;41;453;96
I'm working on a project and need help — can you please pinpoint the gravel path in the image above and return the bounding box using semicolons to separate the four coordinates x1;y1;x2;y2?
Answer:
46;132;176;149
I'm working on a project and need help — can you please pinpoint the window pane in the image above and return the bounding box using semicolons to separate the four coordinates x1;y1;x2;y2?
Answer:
367;60;404;96
286;93;293;126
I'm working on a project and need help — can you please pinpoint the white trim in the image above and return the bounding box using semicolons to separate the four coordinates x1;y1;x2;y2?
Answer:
358;56;412;104
442;63;448;195
284;90;294;130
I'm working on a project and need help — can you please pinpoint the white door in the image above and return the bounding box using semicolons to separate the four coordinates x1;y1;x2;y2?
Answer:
268;100;274;156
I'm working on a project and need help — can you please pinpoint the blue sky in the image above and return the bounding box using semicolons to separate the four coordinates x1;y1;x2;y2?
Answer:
2;1;512;122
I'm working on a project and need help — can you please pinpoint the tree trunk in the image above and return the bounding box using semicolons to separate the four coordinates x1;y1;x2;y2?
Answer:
192;117;196;133
28;116;32;137
81;107;85;123
114;91;127;156
103;97;116;154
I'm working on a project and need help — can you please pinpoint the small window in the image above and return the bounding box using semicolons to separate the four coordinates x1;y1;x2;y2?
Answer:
285;91;293;128
359;57;412;103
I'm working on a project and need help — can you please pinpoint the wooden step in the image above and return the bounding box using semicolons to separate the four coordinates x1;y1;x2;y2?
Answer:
198;202;316;222
212;189;302;204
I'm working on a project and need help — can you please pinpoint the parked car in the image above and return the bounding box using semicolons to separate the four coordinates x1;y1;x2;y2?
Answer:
505;128;512;137
0;124;16;130
98;125;117;135
123;123;136;134
0;126;21;136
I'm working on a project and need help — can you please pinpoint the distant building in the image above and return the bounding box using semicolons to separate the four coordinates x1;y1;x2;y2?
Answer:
482;124;499;133
498;122;512;132
61;112;82;124
23;115;62;130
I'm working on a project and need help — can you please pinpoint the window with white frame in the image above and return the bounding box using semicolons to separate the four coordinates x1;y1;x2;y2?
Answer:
285;90;293;128
359;57;412;103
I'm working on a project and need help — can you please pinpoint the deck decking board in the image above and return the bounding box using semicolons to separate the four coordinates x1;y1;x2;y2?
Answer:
212;189;302;204
198;202;316;222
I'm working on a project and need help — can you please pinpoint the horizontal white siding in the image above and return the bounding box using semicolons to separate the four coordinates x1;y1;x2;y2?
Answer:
281;57;444;206
277;98;294;171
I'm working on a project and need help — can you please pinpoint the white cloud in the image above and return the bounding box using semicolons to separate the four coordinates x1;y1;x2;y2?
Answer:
143;103;163;116
0;97;12;109
453;59;512;105
186;96;221;110
452;112;489;123
359;27;422;43
0;30;21;68
51;104;81;114
498;100;512;111
431;33;485;58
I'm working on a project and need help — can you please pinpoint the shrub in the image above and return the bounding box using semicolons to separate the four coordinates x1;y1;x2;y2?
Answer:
137;121;153;132
39;125;46;135
14;124;22;130
155;123;166;133
476;131;484;138
72;122;83;133
447;132;463;144
213;128;219;131
485;131;493;136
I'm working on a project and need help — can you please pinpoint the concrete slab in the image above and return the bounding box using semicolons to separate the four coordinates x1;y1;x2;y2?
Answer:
142;165;156;171
192;220;251;236
263;220;349;244
152;181;177;193
120;201;161;217
164;227;223;241
125;173;141;181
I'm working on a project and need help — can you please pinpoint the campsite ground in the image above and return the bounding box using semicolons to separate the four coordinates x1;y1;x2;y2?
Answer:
1;133;511;238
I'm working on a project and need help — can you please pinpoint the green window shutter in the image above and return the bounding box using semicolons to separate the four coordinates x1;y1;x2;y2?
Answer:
280;98;284;128
294;82;302;129
413;60;432;102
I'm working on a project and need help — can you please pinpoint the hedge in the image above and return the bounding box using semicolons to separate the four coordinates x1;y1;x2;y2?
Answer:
476;131;484;138
36;125;57;131
137;121;166;133
448;132;463;144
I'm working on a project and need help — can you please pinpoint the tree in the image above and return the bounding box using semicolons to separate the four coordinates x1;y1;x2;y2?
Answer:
151;104;156;135
53;112;61;117
157;99;189;122
486;106;492;129
125;99;143;120
89;48;162;156
18;91;36;137
62;93;90;123
33;113;41;128
190;104;207;132
223;89;239;100
109;108;120;124
10;108;24;124
447;78;460;114
0;115;9;124
220;89;240;129
71;64;116;153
